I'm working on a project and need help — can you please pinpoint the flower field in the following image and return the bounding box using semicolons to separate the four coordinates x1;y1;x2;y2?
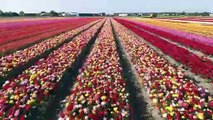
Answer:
0;17;212;120
132;18;213;38
0;17;100;53
160;17;213;23
0;20;100;78
115;18;213;81
112;19;212;120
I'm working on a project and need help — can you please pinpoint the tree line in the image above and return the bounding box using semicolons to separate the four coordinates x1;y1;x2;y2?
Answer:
0;10;60;17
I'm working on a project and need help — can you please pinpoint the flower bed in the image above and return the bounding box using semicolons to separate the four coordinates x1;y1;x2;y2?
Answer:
167;17;213;23
58;19;131;120
115;18;213;80
112;19;213;120
0;18;99;45
0;18;100;52
122;18;213;55
131;18;213;39
0;20;100;78
0;20;104;119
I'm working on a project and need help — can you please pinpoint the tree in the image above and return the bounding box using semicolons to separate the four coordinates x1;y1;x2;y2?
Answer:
0;10;4;16
50;10;59;16
3;12;19;16
181;11;186;15
19;11;25;16
151;13;158;18
201;12;210;16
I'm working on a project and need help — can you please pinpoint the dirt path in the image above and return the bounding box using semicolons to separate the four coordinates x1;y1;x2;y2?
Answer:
112;20;164;120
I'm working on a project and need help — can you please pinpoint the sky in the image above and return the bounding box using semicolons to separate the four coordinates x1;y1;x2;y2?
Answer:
0;0;212;13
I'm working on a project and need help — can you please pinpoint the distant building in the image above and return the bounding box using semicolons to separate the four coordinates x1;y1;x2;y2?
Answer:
114;13;142;17
61;12;79;17
40;12;49;16
210;13;213;17
118;13;128;17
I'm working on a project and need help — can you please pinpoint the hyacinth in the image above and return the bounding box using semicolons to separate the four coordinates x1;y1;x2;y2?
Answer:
0;20;99;77
0;20;104;119
112;19;213;120
59;19;131;120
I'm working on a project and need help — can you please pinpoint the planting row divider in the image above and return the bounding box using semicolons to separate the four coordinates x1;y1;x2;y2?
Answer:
111;19;161;120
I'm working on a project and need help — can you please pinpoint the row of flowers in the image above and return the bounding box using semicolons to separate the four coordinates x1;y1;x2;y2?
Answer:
132;18;213;42
0;18;100;52
0;18;99;45
0;20;100;78
112;19;213;120
128;18;213;55
115;18;213;81
58;19;132;120
166;17;213;22
0;19;105;119
127;18;213;55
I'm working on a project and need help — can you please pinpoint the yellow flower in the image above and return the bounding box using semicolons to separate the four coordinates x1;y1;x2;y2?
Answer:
78;95;84;101
113;107;119;113
152;98;158;104
87;82;92;87
20;93;24;97
172;93;178;98
85;93;89;97
14;95;19;100
197;112;204;120
9;100;14;104
158;93;163;98
165;106;174;112
193;104;200;110
65;102;69;108
101;96;107;100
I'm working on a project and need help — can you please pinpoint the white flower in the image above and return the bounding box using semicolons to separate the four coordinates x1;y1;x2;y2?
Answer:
101;101;106;106
84;116;89;120
58;117;64;120
83;108;89;114
162;113;167;118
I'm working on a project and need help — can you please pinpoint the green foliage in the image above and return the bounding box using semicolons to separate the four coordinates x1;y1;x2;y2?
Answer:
19;11;25;16
151;13;158;18
0;10;3;15
49;10;59;16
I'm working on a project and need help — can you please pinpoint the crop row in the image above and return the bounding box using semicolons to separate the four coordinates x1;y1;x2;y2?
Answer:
0;19;105;119
0;18;98;44
115;18;213;81
0;18;100;52
0;20;100;78
58;19;131;120
133;18;213;38
122;19;213;55
112;19;213;120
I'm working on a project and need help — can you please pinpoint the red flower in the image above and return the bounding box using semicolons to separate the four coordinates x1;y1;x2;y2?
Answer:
208;100;213;109
24;104;31;111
